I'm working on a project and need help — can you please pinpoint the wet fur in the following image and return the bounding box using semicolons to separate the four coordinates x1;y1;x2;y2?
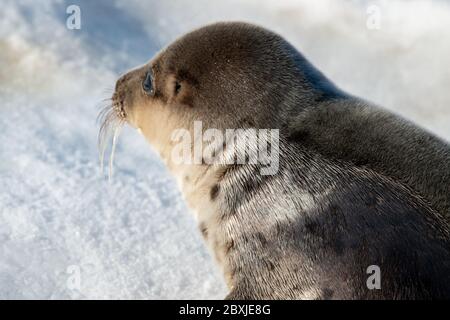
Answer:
110;22;450;299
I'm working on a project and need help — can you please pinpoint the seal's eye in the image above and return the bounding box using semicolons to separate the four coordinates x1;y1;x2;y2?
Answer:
142;70;153;95
174;81;181;95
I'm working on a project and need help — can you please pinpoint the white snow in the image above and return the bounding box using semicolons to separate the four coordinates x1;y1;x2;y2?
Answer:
0;0;449;299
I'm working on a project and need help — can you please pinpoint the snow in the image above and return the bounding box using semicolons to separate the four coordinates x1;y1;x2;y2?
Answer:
0;0;449;299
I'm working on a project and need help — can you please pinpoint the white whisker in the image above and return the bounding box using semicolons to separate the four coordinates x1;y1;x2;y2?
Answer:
97;100;124;181
108;125;122;182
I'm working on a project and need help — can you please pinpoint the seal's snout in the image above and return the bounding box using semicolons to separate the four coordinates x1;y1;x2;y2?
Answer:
112;68;146;124
112;71;133;122
112;91;127;120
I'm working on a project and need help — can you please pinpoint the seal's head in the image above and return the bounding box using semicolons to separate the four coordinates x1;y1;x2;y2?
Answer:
105;22;340;162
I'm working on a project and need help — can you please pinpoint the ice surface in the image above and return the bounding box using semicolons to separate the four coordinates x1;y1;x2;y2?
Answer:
0;0;449;299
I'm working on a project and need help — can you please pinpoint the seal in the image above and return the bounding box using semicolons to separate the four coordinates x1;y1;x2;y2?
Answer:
103;22;450;299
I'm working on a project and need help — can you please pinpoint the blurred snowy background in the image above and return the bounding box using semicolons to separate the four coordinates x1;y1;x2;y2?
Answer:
0;0;449;299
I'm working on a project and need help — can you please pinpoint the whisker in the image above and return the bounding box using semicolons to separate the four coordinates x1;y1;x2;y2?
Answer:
102;87;114;95
97;99;125;181
96;103;115;124
97;66;128;180
99;127;110;175
108;125;123;182
98;111;116;148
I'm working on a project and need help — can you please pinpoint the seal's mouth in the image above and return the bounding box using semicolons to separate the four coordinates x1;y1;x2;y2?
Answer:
112;92;127;120
114;102;127;119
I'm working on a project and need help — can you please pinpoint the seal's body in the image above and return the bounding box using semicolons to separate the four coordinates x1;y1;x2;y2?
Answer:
288;99;450;220
106;22;450;299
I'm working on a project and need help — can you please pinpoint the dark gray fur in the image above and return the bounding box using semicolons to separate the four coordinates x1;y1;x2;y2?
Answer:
219;142;450;299
187;22;450;299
